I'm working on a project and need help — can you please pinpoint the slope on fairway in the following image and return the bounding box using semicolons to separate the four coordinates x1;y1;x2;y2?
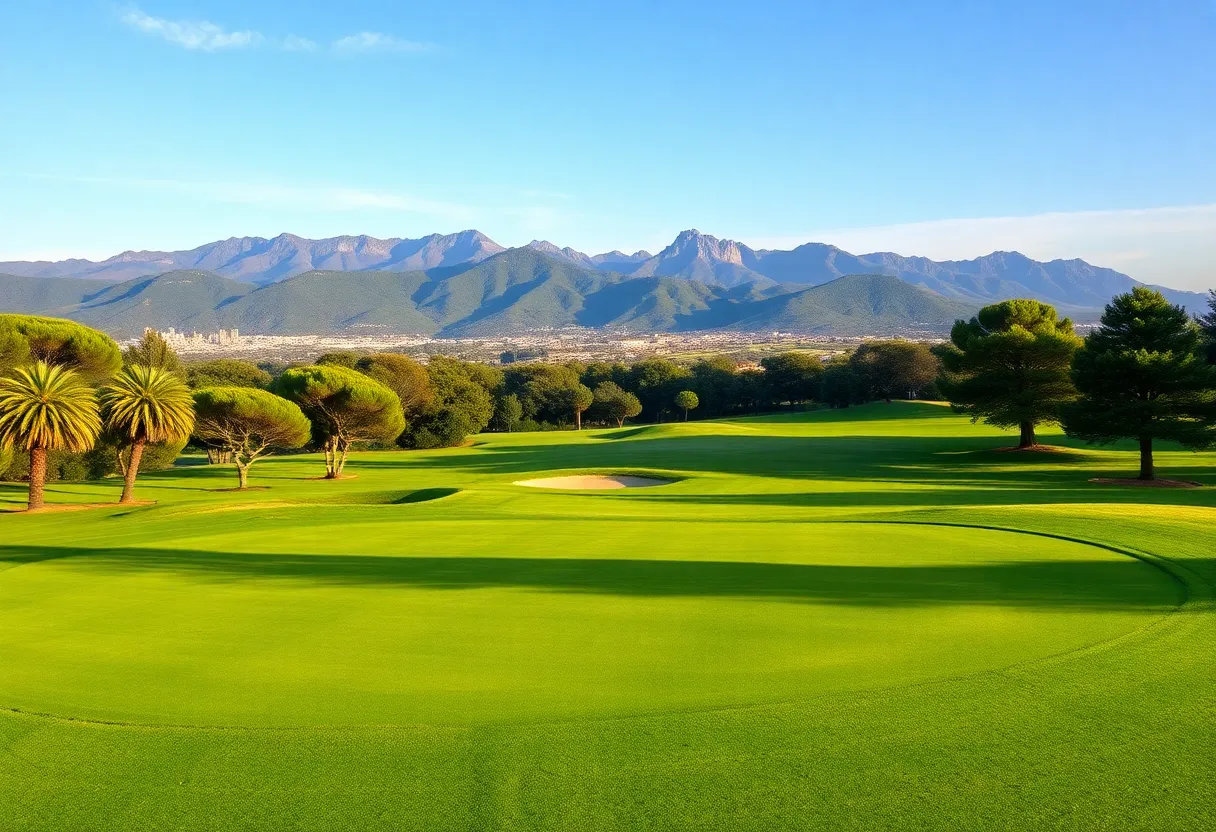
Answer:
0;522;1178;727
0;401;1213;831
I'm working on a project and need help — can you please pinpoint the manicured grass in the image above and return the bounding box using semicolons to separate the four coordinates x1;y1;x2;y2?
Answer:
1;401;1213;830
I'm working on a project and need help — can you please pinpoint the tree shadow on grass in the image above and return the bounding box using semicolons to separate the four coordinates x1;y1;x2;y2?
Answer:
0;545;1186;611
319;488;461;505
0;483;28;500
349;433;1216;509
591;426;654;441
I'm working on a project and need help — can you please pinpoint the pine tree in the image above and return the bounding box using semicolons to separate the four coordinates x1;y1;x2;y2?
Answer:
1064;288;1216;480
124;329;184;376
1198;290;1216;364
937;299;1081;448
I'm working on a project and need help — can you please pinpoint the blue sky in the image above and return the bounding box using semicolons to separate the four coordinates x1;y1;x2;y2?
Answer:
2;1;1214;289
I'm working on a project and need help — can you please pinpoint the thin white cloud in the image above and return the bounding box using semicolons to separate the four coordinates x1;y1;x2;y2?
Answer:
281;35;319;53
120;8;431;56
121;6;262;51
185;179;470;220
747;205;1216;293
20;173;473;221
331;32;438;55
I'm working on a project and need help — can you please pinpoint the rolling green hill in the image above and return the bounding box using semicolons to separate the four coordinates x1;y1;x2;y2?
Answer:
417;248;604;335
1;404;1213;829
730;273;976;334
577;276;725;331
1;252;979;337
66;271;255;333
0;273;117;314
222;270;436;334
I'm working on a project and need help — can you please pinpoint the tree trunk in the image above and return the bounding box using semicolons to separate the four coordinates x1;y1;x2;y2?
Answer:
236;462;249;490
575;410;582;431
1139;435;1154;480
333;440;350;478
683;408;688;421
1018;421;1037;449
324;438;338;479
615;417;623;428
119;439;144;503
27;447;46;511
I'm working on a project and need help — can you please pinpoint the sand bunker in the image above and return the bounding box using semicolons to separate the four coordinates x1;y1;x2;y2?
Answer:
515;475;674;490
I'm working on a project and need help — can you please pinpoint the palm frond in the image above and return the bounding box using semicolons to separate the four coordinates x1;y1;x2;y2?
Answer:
0;361;102;452
99;365;196;443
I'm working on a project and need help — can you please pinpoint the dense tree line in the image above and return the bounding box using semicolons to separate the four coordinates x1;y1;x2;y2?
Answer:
3;286;1214;504
0;323;406;504
1;317;845;505
180;349;503;451
0;323;954;501
283;288;1216;481
482;342;943;429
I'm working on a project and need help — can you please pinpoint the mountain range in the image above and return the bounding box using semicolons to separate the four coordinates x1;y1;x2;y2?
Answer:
0;249;975;338
0;230;506;285
525;230;1206;313
0;229;1208;338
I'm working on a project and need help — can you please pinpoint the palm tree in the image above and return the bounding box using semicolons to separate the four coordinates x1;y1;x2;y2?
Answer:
0;361;102;510
99;365;195;504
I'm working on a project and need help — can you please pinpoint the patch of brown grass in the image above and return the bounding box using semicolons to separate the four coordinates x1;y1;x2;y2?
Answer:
17;500;157;514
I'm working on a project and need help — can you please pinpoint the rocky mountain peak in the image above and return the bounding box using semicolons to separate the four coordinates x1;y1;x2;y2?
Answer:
664;229;748;265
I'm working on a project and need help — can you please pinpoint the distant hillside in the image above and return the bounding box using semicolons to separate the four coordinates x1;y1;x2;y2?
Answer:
65;270;255;333
0;273;107;313
729;274;974;335
5;228;1207;314
0;251;981;338
217;271;436;334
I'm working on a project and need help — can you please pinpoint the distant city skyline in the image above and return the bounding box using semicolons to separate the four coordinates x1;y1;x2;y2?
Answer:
2;2;1213;290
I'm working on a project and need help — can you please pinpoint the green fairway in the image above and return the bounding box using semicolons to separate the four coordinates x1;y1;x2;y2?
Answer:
1;402;1214;830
